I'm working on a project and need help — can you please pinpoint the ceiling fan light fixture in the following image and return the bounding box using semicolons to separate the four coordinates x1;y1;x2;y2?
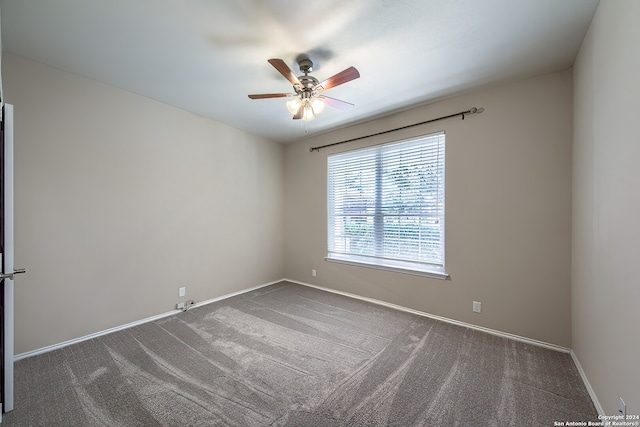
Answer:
311;98;325;114
288;95;322;120
302;100;315;121
286;98;301;115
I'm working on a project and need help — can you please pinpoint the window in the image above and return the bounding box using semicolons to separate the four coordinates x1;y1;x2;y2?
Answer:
327;132;446;278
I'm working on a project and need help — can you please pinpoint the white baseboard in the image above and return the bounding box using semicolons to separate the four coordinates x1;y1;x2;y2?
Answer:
285;278;571;354
570;350;604;416
13;279;281;361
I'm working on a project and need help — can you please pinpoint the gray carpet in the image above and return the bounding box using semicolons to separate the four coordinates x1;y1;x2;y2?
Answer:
3;281;597;426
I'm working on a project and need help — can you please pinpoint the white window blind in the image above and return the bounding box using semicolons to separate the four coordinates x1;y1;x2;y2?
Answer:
327;132;446;277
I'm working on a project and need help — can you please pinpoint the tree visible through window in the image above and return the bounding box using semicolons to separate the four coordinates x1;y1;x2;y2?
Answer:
327;132;446;276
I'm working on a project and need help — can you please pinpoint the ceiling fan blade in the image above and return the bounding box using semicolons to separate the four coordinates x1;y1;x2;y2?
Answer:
314;66;360;92
292;104;303;120
268;58;302;88
248;93;296;99
319;96;354;111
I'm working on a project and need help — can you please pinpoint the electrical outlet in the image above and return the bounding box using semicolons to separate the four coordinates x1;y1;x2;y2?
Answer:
179;287;186;297
619;397;626;418
473;301;482;313
312;269;317;277
176;302;185;310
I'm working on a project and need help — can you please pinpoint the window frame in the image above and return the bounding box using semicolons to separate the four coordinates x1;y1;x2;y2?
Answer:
326;132;448;280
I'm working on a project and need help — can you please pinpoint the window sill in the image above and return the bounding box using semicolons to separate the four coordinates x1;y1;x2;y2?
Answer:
325;256;449;280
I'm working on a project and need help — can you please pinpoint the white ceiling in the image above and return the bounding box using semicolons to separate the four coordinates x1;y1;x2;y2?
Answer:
0;0;598;143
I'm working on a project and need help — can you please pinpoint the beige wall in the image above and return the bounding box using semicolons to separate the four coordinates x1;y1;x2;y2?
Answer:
4;51;577;356
284;70;573;347
3;53;284;354
572;0;640;415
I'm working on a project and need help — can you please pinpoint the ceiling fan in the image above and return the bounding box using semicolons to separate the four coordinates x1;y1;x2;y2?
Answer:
248;57;360;121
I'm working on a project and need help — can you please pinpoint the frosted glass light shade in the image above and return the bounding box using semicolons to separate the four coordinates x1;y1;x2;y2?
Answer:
286;99;301;114
302;102;315;121
312;98;325;114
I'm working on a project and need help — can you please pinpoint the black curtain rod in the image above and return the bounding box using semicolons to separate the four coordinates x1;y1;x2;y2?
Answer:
309;107;483;152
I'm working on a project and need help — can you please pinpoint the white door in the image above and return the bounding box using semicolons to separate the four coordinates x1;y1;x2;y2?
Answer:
1;103;23;414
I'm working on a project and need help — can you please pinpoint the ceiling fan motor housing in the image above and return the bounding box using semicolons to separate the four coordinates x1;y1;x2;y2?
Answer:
298;75;319;90
296;58;319;91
